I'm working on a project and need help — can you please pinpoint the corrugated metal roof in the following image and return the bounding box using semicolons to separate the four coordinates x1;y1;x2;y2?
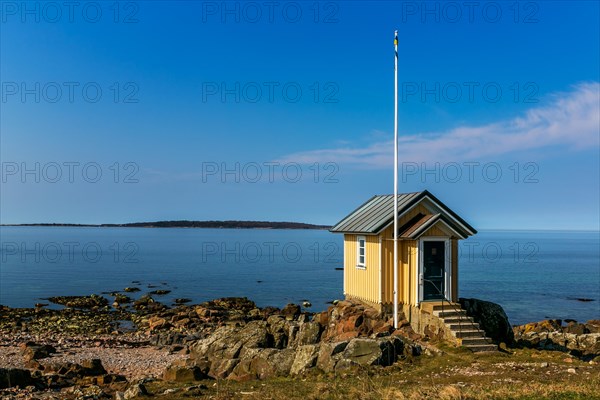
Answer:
330;191;423;233
330;190;476;235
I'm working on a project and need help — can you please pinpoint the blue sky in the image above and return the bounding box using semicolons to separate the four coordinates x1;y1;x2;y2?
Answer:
1;1;599;230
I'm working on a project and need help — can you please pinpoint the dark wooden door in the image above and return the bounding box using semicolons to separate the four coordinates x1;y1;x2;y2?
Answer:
423;241;445;300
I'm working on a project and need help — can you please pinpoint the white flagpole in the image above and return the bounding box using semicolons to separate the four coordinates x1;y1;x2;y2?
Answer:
393;30;399;329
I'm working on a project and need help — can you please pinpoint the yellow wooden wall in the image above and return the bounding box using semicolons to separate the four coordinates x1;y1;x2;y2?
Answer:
379;203;432;307
343;234;380;304
380;227;416;307
343;200;463;307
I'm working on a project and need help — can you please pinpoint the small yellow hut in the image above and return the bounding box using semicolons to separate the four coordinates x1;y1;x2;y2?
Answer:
330;190;477;316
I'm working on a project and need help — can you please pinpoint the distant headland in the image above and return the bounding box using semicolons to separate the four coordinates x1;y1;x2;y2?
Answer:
1;220;331;230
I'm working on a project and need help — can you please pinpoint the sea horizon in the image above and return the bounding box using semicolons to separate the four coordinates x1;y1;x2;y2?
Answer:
2;223;598;233
1;226;598;326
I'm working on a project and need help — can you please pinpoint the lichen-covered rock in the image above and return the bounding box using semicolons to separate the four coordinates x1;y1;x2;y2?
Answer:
189;326;238;359
281;304;301;321
209;358;239;379
514;319;600;359
163;359;207;382
344;338;381;365
515;319;563;334
564;321;590;335
123;383;148;399
586;320;600;333
188;321;273;377
267;315;289;349
47;294;108;309
114;294;132;304
182;298;423;379
269;348;296;376
290;344;319;375
316;341;348;371
228;348;276;381
341;337;402;367
147;316;172;332
294;321;322;347
579;334;600;354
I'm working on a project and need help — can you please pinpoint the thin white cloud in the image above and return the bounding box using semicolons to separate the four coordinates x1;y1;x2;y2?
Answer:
278;82;600;168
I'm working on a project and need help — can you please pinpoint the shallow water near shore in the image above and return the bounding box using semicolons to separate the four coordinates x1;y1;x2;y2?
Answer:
0;226;598;325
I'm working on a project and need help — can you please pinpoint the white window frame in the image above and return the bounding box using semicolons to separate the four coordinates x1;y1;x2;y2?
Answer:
417;237;451;304
356;235;366;269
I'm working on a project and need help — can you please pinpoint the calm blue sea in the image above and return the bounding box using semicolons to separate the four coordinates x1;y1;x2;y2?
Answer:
0;227;598;325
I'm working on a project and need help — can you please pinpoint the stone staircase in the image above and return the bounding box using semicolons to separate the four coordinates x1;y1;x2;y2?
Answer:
431;304;497;352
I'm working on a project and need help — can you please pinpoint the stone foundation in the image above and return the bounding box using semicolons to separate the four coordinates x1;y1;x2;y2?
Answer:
343;296;459;345
402;304;458;344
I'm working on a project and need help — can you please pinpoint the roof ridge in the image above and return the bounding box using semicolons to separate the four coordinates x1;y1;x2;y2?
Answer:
330;190;476;236
373;190;426;197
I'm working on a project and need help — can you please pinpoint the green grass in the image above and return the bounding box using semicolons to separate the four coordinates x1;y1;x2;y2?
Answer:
143;347;600;400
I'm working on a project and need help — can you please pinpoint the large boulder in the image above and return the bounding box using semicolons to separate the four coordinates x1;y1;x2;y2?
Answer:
47;294;108;309
190;321;271;361
578;333;600;355
515;319;563;334
341;337;403;367
20;342;56;362
586;320;600;333
226;347;298;381
209;358;239;379
342;338;381;366
290;344;319;375
183;298;420;380
266;348;296;377
318;299;393;342
316;341;348;372
163;359;208;382
122;383;148;399
266;315;290;349
293;321;322;347
459;298;514;345
189;321;283;380
229;348;276;381
515;328;600;358
281;304;301;320
564;321;590;335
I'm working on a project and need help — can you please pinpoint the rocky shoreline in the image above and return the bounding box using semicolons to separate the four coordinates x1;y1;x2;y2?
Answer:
1;291;599;399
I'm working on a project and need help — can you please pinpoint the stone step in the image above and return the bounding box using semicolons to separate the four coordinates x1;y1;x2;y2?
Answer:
453;329;486;338
424;303;497;352
431;303;461;311
461;337;493;346
442;316;474;324
434;310;467;318
448;322;480;331
464;344;498;352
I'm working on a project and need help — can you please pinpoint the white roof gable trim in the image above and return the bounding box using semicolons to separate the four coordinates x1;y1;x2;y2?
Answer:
379;195;475;237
